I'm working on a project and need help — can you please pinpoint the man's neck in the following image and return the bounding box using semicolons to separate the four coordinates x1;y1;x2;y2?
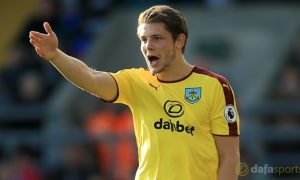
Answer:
157;57;194;82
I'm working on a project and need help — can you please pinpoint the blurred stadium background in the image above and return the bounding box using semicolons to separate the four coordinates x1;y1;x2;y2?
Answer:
1;0;300;179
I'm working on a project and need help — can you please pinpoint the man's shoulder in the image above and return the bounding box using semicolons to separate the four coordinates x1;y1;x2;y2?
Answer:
114;67;153;81
118;67;151;76
119;67;149;73
192;66;228;85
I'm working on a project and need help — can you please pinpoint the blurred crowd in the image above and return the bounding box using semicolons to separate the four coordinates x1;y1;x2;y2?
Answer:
270;32;300;100
0;0;113;105
267;29;300;128
0;0;118;179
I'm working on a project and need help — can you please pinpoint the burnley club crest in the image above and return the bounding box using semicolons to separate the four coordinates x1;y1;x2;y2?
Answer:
184;87;201;104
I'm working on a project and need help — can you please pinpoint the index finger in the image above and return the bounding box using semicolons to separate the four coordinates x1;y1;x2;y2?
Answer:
30;31;46;39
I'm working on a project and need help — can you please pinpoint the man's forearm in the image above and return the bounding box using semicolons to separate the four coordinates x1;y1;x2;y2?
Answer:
218;156;239;180
49;49;96;92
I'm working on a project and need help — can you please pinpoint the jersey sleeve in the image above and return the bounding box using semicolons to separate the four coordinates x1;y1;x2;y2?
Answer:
210;78;240;136
108;69;133;105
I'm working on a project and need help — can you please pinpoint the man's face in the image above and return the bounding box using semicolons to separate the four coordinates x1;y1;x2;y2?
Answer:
138;22;176;74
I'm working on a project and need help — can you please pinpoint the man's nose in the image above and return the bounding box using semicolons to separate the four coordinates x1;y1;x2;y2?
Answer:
145;40;154;50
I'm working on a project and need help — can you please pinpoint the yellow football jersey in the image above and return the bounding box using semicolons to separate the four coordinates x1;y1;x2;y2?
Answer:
109;66;240;180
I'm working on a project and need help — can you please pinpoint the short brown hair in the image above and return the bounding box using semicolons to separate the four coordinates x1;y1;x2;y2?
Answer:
138;5;188;53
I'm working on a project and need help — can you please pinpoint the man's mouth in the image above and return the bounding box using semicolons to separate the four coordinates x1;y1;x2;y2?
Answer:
147;55;159;67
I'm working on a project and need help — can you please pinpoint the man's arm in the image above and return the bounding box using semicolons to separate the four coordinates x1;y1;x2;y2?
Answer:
29;22;117;101
214;136;240;180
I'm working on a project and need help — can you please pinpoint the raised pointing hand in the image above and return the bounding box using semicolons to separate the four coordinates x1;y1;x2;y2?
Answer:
29;22;58;60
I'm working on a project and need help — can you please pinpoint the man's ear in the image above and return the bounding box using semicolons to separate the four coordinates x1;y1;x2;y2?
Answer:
175;34;186;50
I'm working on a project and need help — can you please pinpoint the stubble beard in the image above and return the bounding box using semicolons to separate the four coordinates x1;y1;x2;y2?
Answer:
149;46;176;75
